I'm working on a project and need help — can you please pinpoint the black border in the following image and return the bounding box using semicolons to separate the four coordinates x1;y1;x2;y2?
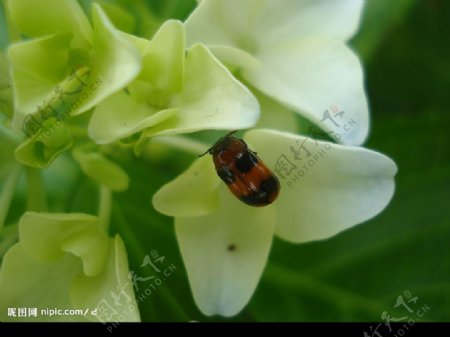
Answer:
0;322;448;336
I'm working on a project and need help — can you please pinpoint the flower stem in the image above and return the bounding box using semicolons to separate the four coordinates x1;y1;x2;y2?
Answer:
0;163;21;230
98;185;112;232
0;222;18;257
3;0;21;43
26;167;47;212
112;205;190;321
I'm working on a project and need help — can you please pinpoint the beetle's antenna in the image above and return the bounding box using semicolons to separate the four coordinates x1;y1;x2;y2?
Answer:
197;130;238;157
198;147;212;157
226;130;238;137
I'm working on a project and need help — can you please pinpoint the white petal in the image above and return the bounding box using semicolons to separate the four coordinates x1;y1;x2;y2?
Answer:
70;236;140;322
185;0;367;144
152;155;221;217
207;46;260;72
8;33;73;127
8;0;93;48
175;188;275;316
0;243;84;322
88;90;176;144
185;0;246;48
245;129;397;244
145;44;259;137
244;38;369;145
185;0;364;49
71;4;141;115
255;0;364;47
138;20;185;95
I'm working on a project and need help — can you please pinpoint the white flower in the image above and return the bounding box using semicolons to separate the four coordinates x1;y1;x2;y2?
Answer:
153;129;397;316
88;20;259;145
185;0;368;145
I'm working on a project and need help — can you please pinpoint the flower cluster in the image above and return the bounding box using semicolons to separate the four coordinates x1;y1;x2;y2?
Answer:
0;0;397;320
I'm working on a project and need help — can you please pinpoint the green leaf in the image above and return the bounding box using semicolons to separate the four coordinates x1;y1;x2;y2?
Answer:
248;219;450;321
351;0;417;62
146;0;197;21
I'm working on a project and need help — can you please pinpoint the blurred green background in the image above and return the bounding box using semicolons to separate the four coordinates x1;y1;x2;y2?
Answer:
1;0;449;322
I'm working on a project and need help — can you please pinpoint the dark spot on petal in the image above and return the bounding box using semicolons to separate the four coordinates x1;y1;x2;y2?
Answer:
227;244;236;252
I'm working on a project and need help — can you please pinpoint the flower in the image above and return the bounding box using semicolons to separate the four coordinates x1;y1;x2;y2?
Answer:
6;0;141;167
0;212;139;322
152;129;397;316
8;0;140;122
185;0;368;145
88;19;259;147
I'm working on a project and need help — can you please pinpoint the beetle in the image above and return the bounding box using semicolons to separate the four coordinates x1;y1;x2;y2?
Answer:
200;131;280;207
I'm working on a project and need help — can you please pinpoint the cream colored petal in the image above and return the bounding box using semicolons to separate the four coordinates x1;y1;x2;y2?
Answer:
245;129;397;243
175;188;276;316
